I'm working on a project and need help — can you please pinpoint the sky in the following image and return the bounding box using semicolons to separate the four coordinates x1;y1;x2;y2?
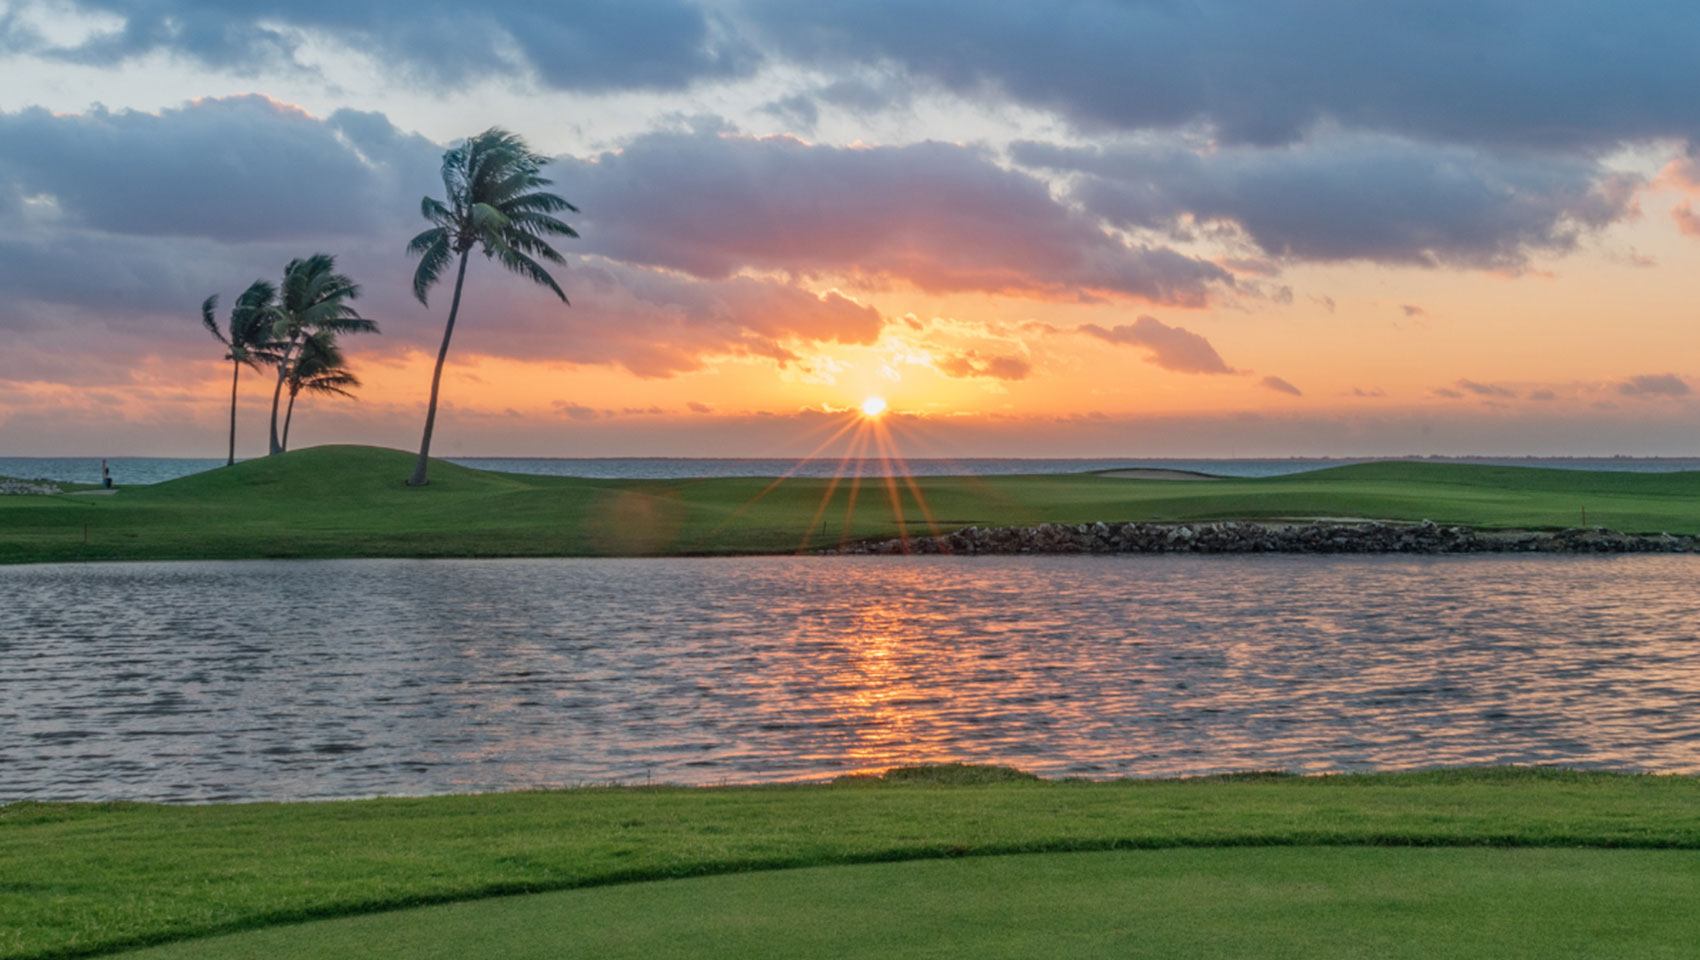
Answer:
2;1;1700;458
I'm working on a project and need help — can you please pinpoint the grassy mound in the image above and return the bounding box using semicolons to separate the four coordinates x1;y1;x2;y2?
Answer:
5;767;1699;958
3;445;1700;563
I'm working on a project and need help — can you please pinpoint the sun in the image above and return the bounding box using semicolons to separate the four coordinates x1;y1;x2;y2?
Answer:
860;396;888;418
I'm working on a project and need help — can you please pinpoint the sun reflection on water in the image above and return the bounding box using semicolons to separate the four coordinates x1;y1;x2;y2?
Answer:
6;554;1700;802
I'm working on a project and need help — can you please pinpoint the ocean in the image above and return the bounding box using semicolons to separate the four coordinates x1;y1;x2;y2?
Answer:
4;454;1700;486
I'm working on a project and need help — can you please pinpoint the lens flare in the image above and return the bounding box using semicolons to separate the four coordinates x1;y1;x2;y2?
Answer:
861;396;888;418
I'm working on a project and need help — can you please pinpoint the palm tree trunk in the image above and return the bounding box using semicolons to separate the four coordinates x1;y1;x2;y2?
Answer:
268;335;300;457
408;250;471;487
268;363;287;456
227;360;241;467
281;389;298;453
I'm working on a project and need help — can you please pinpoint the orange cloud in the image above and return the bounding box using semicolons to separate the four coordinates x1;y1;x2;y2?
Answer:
935;351;1033;381
1673;201;1700;238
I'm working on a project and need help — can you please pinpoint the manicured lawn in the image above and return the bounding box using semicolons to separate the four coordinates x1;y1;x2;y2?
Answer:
5;767;1700;959
4;445;1699;563
114;847;1700;960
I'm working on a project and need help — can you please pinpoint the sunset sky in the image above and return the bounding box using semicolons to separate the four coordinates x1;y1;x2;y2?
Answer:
4;2;1700;457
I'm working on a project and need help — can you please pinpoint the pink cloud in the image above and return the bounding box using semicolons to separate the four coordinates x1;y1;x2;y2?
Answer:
1673;201;1700;238
572;127;1230;305
935;350;1033;381
1077;316;1236;374
458;259;887;378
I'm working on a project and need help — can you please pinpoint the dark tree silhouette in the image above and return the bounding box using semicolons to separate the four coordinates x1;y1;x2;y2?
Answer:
265;254;378;455
200;280;283;466
406;128;578;486
278;333;361;452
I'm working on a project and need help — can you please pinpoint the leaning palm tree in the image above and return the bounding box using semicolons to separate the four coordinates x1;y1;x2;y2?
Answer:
200;279;283;466
405;128;578;486
265;254;378;455
278;333;361;453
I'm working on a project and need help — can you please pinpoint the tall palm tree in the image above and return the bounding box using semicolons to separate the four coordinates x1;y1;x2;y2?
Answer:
200;279;282;466
405;127;578;486
278;333;361;453
266;254;378;455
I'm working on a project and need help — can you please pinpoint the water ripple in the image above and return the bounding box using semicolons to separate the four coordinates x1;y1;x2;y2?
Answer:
2;555;1698;802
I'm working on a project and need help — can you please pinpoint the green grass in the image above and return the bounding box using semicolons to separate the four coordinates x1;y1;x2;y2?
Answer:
6;767;1700;959
4;445;1700;563
114;847;1700;960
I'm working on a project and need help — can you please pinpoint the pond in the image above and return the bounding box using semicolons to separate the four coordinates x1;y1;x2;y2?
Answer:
3;555;1697;802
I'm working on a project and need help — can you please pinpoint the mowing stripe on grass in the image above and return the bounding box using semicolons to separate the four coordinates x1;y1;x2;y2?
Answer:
6;768;1700;959
114;848;1700;960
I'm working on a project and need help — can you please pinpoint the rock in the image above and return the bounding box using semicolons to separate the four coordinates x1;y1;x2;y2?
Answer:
823;519;1696;557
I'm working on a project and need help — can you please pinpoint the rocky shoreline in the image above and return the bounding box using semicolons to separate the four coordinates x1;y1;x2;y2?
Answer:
831;519;1699;555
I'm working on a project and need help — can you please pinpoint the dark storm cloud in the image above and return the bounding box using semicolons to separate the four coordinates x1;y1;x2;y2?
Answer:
29;0;755;91
1012;136;1639;270
745;0;1700;149
568;126;1230;303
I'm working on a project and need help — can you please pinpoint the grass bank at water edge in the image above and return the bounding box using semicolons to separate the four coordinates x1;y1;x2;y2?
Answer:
5;445;1700;563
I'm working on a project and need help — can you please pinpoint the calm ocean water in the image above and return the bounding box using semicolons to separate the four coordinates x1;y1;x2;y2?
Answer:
6;454;1700;486
4;554;1697;803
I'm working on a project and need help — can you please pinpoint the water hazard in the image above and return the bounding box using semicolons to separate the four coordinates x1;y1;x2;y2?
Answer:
3;555;1698;802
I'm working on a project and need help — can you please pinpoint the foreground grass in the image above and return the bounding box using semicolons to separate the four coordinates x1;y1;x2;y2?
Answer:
118;847;1700;960
5;767;1700;959
5;445;1700;563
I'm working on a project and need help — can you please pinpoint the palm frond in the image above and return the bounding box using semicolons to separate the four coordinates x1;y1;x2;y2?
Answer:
470;202;511;234
300;370;361;398
411;232;453;305
495;245;567;303
502;227;568;265
420;196;454;227
488;167;552;204
502;191;580;215
264;254;379;348
407;226;446;255
229;279;282;369
200;295;228;345
409;127;578;311
287;332;361;400
507;210;580;240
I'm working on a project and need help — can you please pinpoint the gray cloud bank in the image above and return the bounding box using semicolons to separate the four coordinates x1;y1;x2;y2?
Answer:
1013;136;1640;271
19;2;1700;154
746;0;1700;150
9;0;754;92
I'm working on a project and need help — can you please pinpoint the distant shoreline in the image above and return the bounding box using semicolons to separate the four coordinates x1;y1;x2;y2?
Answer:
9;452;1700;487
